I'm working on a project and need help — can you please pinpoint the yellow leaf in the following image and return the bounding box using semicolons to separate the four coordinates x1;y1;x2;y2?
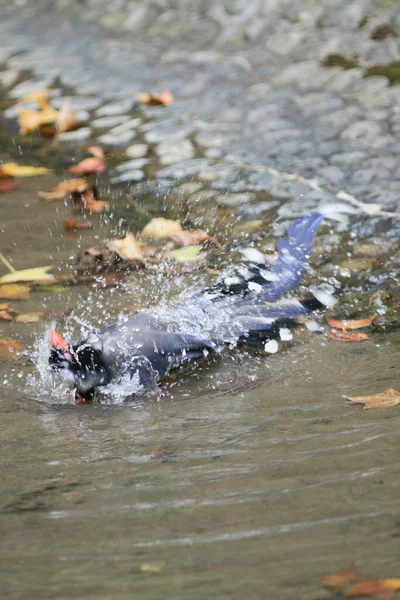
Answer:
169;245;202;262
139;561;166;573
18;104;59;134
15;312;43;323
0;163;51;177
323;568;369;591
20;88;50;108
343;388;400;410
345;578;400;598
141;218;182;239
0;266;53;284
107;233;143;261
0;284;31;300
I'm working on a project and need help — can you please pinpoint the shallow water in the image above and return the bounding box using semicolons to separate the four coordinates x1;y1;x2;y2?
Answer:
1;81;400;600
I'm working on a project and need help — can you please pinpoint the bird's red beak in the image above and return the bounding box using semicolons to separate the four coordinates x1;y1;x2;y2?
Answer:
50;328;69;350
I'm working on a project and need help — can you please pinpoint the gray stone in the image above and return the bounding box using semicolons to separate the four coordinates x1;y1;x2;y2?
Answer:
318;165;345;187
115;159;149;171
110;170;145;184
97;130;135;146
91;115;132;129
8;77;56;98
57;127;92;143
215;193;256;207
237;200;279;218
325;68;364;93
145;125;195;144
51;96;101;111
204;147;224;159
195;130;235;147
331;151;368;167
125;144;148;159
341;121;382;140
95;99;136;116
156;159;210;180
156;139;194;165
0;69;20;87
177;182;204;195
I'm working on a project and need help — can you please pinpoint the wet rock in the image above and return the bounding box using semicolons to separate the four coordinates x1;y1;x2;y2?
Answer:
115;158;149;171
0;69;19;87
8;77;56;98
58;127;92;142
188;190;217;204
331;151;368;166
195;131;234;148
177;182;204;195
237;200;279;218
52;96;101;111
156;159;210;180
125;144;148;159
318;165;345;186
91;115;132;129
145;125;195;144
204;148;224;159
156;139;194;165
110;170;145;184
341;121;382;140
97;130;135;146
325;68;364;93
95;99;136;116
215;192;256;207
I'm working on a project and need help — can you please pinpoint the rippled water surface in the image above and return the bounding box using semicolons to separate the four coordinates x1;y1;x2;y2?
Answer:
1;83;400;600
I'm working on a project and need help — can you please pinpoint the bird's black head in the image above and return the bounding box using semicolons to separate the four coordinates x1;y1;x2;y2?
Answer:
49;329;111;400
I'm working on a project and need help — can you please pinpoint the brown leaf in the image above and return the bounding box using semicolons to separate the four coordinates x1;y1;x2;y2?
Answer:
15;312;43;323
323;568;369;591
0;284;31;300
18;104;59;135
325;314;376;331
0;338;23;359
136;88;174;106
64;218;93;231
0;179;22;194
107;233;143;261
55;100;81;134
141;218;182;239
343;388;400;410
72;188;109;214
345;579;400;599
328;331;370;342
38;178;89;201
67;147;105;175
0;309;14;322
171;229;222;248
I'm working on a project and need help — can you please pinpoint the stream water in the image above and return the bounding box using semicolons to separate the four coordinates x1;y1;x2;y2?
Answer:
0;75;400;600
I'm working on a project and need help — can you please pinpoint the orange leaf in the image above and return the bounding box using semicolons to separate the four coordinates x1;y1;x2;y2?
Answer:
345;578;400;599
136;88;174;106
72;188;109;214
0;179;22;194
343;388;400;410
0;284;31;300
107;233;143;261
323;568;369;591
171;229;222;248
20;88;49;109
325;314;376;331
15;312;43;323
67;156;105;175
55;100;81;134
38;178;89;201
64;218;93;231
0;338;23;359
0;309;14;322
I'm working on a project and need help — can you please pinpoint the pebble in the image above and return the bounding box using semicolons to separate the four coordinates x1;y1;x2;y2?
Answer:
156;138;194;157
110;170;145;184
237;201;279;218
0;69;20;87
58;127;92;142
97;130;135;146
52;96;101;111
177;182;204;195
145;125;195;144
331;151;368;166
318;165;345;186
215;193;256;207
115;158;149;171
156;159;210;180
91;115;132;129
125;144;148;159
8;77;55;98
95;99;136;116
204;148;224;159
341;121;382;140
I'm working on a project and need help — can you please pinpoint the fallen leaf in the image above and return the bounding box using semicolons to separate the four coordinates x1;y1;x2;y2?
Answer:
67;146;105;175
107;233;143;261
72;188;109;214
343;388;400;410
323;568;369;591
325;314;376;331
169;245;202;262
15;312;43;323
18;104;59;135
0;338;23;359
38;178;89;201
171;229;222;248
0;309;14;322
346;579;400;599
328;331;370;342
136;89;174;106
0;266;53;284
20;88;49;109
0;163;51;177
64;218;93;231
0;283;31;300
0;179;22;194
55;100;80;134
141;218;182;239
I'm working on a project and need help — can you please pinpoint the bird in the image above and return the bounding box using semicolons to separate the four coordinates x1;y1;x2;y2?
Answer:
49;213;326;401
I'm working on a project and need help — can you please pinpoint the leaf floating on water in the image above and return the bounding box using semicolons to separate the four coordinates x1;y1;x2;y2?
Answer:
0;338;23;360
38;178;89;201
0;266;53;284
141;218;182;239
67;146;105;175
343;388;400;410
328;331;370;342
0;163;51;177
107;233;143;261
20;87;50;109
345;579;400;599
0;283;31;300
18;104;59;135
171;229;222;248
169;245;202;263
0;308;14;321
55;100;81;134
73;188;109;214
325;314;376;330
0;179;22;194
64;218;93;231
323;568;369;591
15;312;43;323
136;88;174;106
